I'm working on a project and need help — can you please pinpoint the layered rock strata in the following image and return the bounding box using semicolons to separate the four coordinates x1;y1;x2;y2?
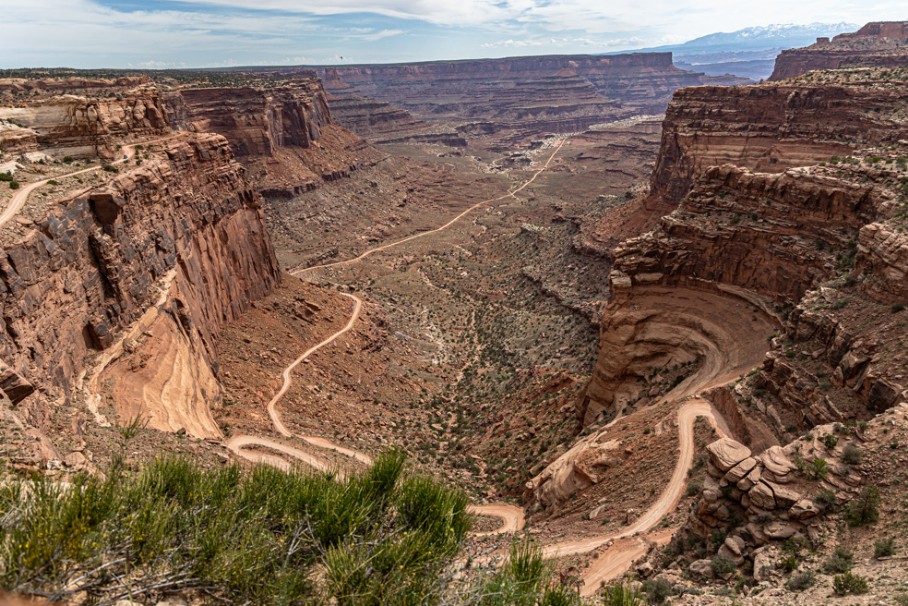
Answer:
165;81;369;196
0;77;168;159
771;21;908;80
319;53;746;143
0;133;280;436
648;83;905;208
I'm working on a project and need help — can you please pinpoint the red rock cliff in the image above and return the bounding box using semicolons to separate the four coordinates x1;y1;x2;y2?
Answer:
647;82;904;210
587;69;907;435
0;134;280;435
319;53;747;141
165;81;367;197
0;77;169;159
770;21;908;81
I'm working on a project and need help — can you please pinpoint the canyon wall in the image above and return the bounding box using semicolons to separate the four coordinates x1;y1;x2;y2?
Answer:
0;77;168;159
165;81;369;197
647;83;904;209
771;21;908;80
165;82;331;157
589;53;908;431
0;134;280;436
318;53;747;144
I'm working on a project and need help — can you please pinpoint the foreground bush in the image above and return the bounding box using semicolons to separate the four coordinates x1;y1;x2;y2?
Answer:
0;451;471;605
833;572;869;596
600;582;647;606
473;539;581;606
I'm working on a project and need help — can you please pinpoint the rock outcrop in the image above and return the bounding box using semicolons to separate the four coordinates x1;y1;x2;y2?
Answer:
165;80;369;196
771;22;908;81
571;29;907;527
0;77;168;159
648;83;905;209
0;133;280;436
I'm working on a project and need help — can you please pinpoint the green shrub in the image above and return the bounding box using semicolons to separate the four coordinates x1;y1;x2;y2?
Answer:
874;537;895;558
783;535;810;555
892;303;906;313
642;576;676;604
823;547;854;573
0;172;12;182
842;443;863;465
822;434;838;449
815;488;838;510
803;457;830;480
846;485;880;526
0;450;471;605
600;582;646;606
62;156;74;163
686;480;702;497
711;554;736;577
478;540;580;606
833;572;869;596
8;180;20;190
785;570;816;591
780;555;800;573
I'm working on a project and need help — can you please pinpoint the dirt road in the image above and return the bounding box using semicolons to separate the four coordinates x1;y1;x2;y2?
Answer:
0;135;181;230
542;398;728;595
290;137;569;274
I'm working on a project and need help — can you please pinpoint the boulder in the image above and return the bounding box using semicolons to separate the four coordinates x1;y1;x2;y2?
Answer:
0;359;35;405
724;535;747;557
759;446;795;483
725;456;757;483
752;546;775;582
718;543;744;565
766;481;801;509
789;499;820;520
707;438;752;473
737;465;762;491
763;521;798;540
689;558;714;579
748;481;776;510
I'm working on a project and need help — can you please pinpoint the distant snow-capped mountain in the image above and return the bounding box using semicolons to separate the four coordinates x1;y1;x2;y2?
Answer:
670;22;856;49
608;22;857;81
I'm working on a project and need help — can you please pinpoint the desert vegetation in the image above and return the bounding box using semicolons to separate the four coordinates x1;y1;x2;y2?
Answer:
0;451;478;604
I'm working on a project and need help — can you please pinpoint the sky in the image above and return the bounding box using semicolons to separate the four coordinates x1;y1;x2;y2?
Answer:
0;0;905;69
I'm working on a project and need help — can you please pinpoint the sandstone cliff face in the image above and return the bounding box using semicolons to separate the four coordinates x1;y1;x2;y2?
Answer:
771;21;908;81
165;81;367;197
544;55;908;519
165;83;331;157
0;78;168;159
0;133;280;436
648;83;904;208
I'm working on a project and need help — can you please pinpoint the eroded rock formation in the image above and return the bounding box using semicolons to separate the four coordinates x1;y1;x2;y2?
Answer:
771;21;908;80
0;77;168;159
0;133;280;437
165;80;369;196
648;83;904;208
319;53;747;145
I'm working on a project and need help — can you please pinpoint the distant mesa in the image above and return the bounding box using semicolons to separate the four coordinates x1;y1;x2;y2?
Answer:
771;21;908;80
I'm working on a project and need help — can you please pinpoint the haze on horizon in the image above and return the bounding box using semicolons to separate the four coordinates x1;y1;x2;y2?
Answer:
1;0;906;69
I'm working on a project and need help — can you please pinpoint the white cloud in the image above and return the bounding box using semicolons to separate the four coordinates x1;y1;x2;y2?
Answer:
1;0;906;68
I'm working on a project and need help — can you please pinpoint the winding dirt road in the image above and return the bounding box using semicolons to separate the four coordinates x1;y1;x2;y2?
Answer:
224;139;574;536
545;398;729;595
228;135;757;569
290;137;568;274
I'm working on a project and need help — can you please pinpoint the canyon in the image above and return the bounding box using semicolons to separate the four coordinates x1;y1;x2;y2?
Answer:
1;20;907;606
316;53;747;148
